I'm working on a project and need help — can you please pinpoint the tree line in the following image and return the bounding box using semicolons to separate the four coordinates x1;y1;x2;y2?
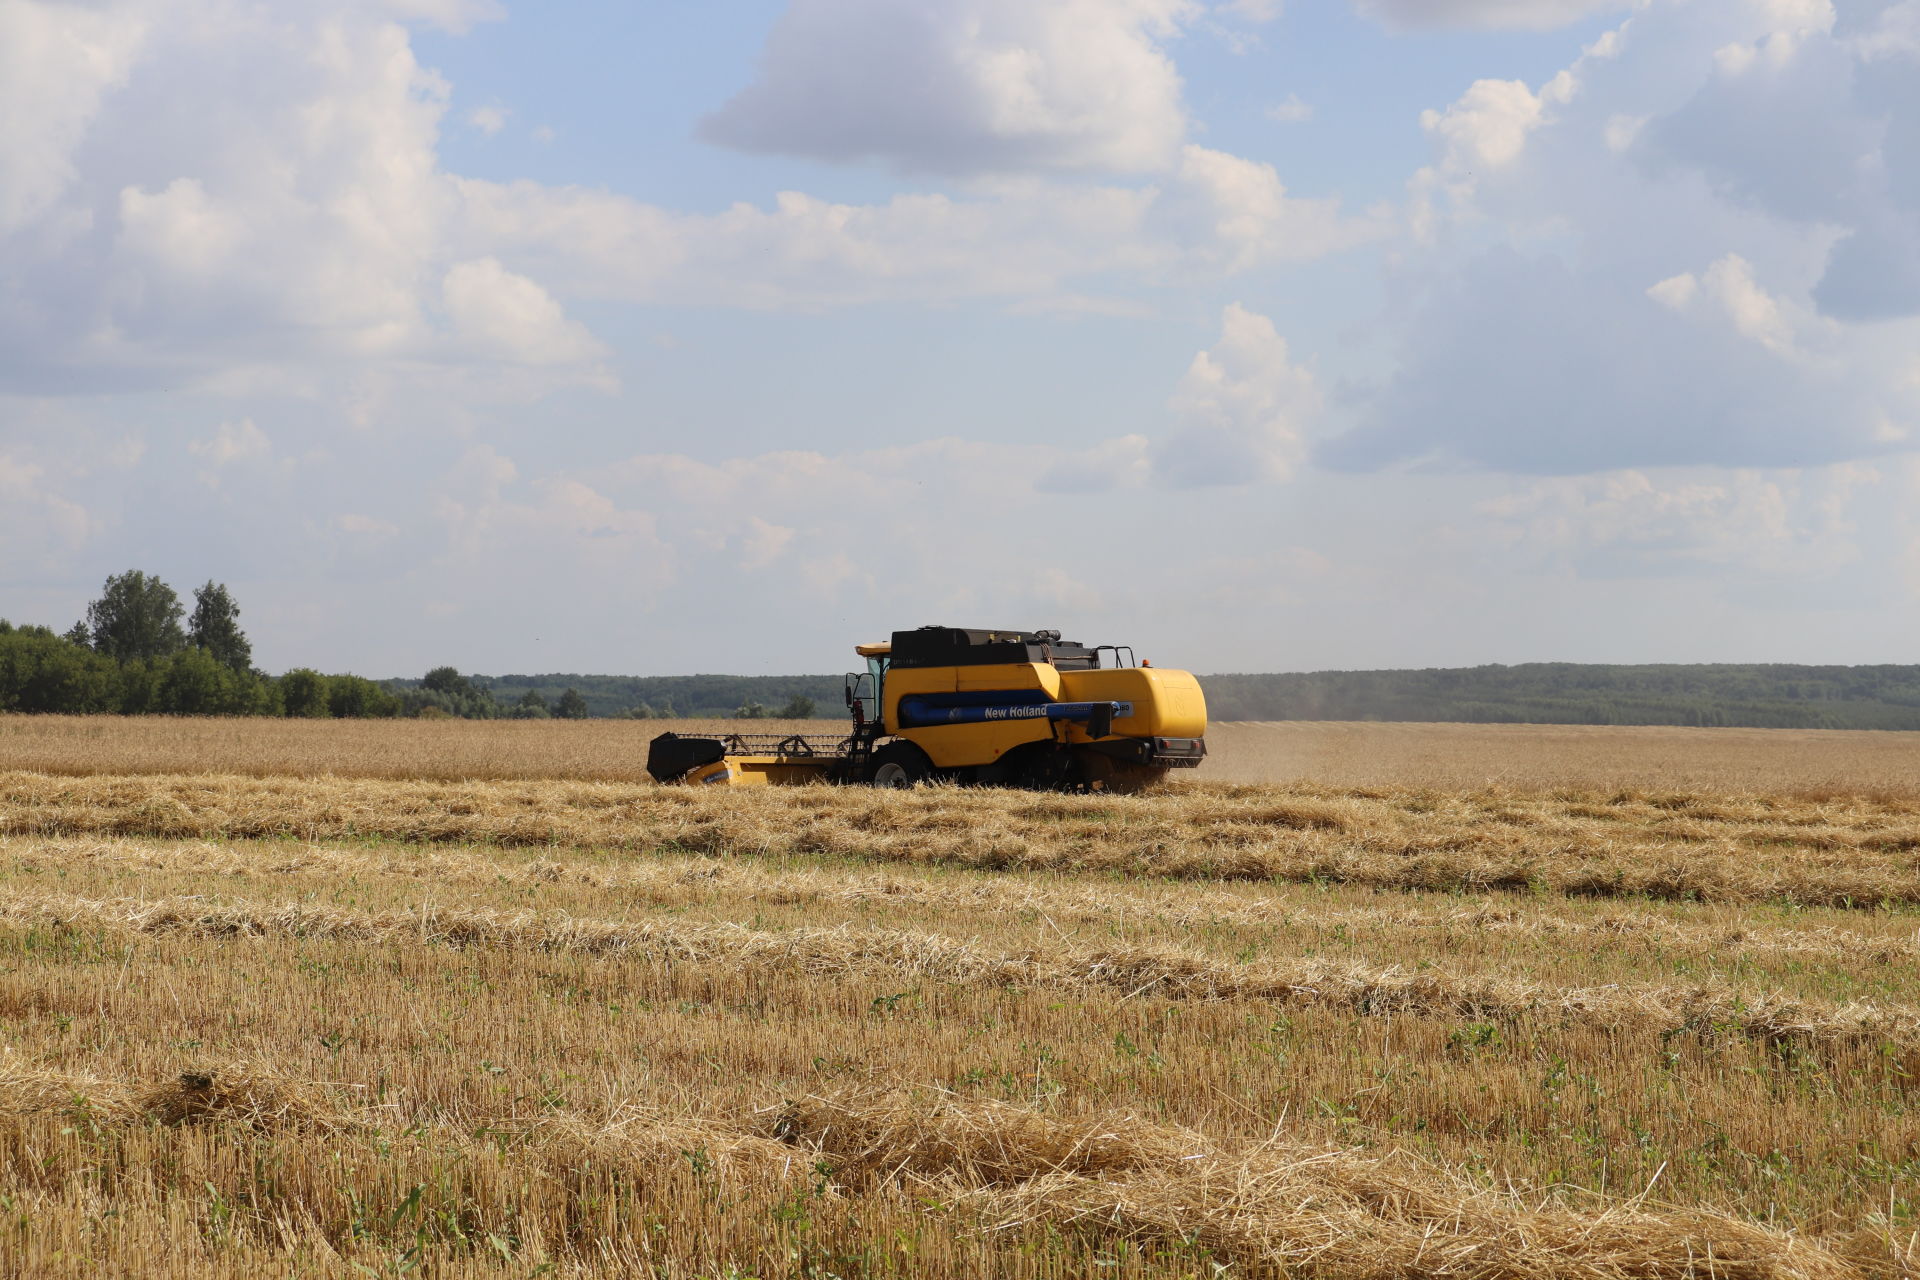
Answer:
0;571;597;720
1201;663;1920;730
16;577;1920;729
474;673;826;720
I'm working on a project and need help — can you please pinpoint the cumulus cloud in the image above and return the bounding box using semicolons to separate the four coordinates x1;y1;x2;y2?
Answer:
0;454;93;559
441;257;607;368
188;417;270;467
561;305;1318;598
1329;0;1920;475
1154;304;1319;486
0;0;1377;404
698;0;1196;175
1422;78;1555;171
467;105;508;135
0;0;604;398
1353;0;1633;31
1478;463;1882;577
429;465;673;619
1035;435;1151;494
0;1;148;236
1267;94;1314;124
451;154;1378;310
1647;254;1798;355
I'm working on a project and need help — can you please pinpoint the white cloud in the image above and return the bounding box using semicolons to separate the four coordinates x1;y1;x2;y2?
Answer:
1854;0;1920;59
1647;270;1699;309
429;466;673;617
372;0;504;33
1153;145;1381;273
737;517;797;571
0;0;605;400
468;105;509;135
1647;255;1803;354
0;2;149;236
189;417;270;466
1035;435;1151;494
1701;255;1797;353
1421;79;1549;171
1354;0;1634;31
0;454;93;556
335;512;400;538
1267;94;1314;124
451;154;1378;311
1408;74;1571;240
448;444;518;500
1154;304;1319;487
1331;0;1920;474
0;0;1376;406
442;257;607;368
698;0;1197;175
1478;463;1879;577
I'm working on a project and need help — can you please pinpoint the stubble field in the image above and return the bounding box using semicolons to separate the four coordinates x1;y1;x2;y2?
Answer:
0;715;1915;1277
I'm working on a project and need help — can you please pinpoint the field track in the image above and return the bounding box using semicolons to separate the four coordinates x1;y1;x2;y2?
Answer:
0;717;1914;1276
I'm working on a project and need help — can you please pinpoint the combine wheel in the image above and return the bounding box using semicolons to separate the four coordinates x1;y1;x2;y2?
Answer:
868;741;934;789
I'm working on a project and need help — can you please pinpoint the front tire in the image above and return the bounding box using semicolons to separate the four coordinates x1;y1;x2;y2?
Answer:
868;740;933;788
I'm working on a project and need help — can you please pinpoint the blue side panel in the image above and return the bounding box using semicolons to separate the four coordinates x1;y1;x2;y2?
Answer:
905;689;1052;710
899;697;1133;729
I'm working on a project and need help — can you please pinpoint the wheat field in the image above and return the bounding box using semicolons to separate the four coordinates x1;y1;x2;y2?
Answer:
0;715;1915;1277
8;713;1920;795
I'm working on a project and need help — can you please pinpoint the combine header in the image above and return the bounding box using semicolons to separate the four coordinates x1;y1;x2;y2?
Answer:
647;625;1207;791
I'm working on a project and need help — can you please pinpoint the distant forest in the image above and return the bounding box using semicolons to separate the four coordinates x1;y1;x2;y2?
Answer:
1201;664;1920;730
10;572;1920;728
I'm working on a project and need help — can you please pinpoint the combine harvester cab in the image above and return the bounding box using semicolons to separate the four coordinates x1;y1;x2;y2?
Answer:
646;625;1207;791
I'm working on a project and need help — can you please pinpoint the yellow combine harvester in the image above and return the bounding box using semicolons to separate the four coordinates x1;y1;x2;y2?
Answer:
646;625;1207;791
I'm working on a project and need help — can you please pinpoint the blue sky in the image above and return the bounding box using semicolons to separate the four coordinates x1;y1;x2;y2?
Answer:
4;0;1920;677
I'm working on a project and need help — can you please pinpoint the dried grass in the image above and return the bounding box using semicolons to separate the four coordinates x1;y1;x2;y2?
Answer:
780;1089;1860;1280
7;769;1920;908
0;717;1916;1277
17;833;1918;966
0;889;1909;1052
6;714;1920;798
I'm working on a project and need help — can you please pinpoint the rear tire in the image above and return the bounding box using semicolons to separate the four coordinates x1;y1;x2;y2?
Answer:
868;741;933;788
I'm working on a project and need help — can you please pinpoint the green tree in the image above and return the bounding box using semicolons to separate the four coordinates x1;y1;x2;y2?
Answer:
0;626;117;713
280;668;332;718
510;689;550;719
116;659;164;715
734;701;769;720
84;570;186;663
423;666;476;699
407;667;497;719
239;672;283;716
779;694;816;719
187;581;252;672
158;648;255;715
326;675;399;718
554;688;589;720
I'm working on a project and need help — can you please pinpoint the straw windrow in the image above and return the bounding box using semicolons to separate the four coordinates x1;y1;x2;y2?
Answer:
778;1089;1861;1280
0;889;1911;1051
